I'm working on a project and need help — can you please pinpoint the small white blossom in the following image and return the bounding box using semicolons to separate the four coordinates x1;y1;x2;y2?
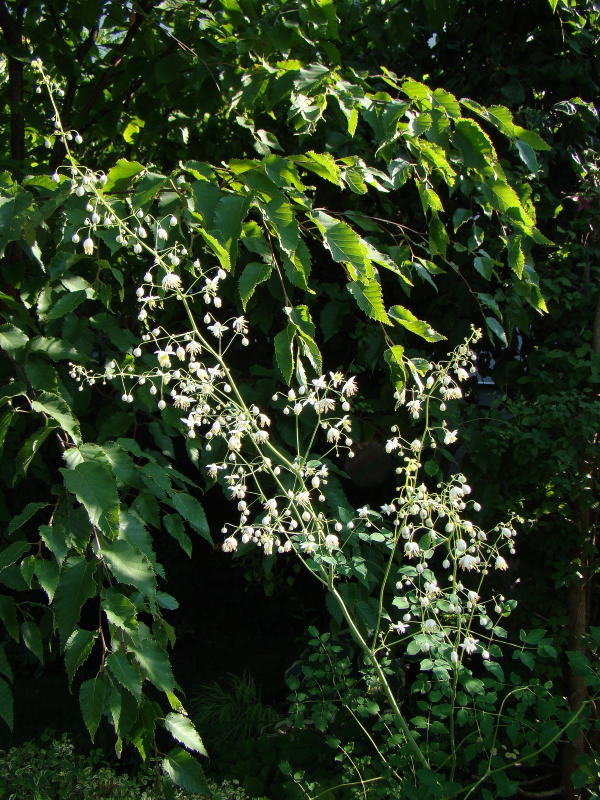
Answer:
404;541;420;559
459;553;479;571
460;636;479;655
341;377;358;397
162;272;182;291
82;237;94;255
324;534;339;550
495;555;508;571
444;429;458;445
222;537;238;553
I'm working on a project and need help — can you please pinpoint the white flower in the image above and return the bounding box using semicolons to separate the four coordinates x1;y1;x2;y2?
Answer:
423;618;437;633
208;321;228;338
326;427;341;443
341;377;358;397
312;375;327;390
228;434;242;451
444;429;458;445
451;650;459;664
406;399;421;419
264;498;278;514
380;503;396;515
157;227;168;241
459;554;479;571
169;215;178;226
162;272;181;291
393;622;407;635
314;397;336;414
404;541;420;559
410;439;422;452
358;506;370;518
495;555;508;571
385;437;400;453
324;534;339;550
222;537;238;553
455;539;467;552
300;539;317;554
82;237;94;255
460;636;479;655
155;350;171;368
232;316;248;334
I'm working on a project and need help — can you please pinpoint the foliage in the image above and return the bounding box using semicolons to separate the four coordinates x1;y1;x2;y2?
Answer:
0;0;598;797
0;733;266;800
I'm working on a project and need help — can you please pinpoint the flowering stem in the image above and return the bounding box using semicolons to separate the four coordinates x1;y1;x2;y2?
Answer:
328;581;430;770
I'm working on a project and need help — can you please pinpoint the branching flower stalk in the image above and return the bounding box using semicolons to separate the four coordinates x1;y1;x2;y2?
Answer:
35;60;530;788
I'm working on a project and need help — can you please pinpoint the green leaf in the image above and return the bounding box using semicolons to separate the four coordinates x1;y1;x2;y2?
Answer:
164;514;192;557
507;235;524;279
389;305;446;342
32;391;81;445
0;541;30;572
347;279;391;324
238;261;272;310
101;540;156;597
107;651;142;701
132;172;168;208
34;558;60;602
164;712;207;755
45;290;87;320
294;151;342;186
61;458;119;536
131;636;176;693
53;556;98;645
40;524;68;565
162;747;210;793
473;254;495;280
101;588;138;633
262;195;300;254
485;316;508;347
453;119;497;170
0;323;28;354
12;425;53;485
103;159;145;192
168;493;211;544
64;629;98;689
80;674;108;741
8;502;48;535
0;677;13;730
274;324;295;384
0;596;19;640
515;139;539;173
21;621;43;663
310;211;371;280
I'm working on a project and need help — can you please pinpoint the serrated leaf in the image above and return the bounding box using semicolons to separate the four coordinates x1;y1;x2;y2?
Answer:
131;637;176;693
164;712;207;755
12;425;53;485
21;621;43;663
507;235;525;278
34;558;60;602
274;324;295;384
310;210;371;281
80;674;108;741
53;556;97;645
101;540;155;597
45;290;87;320
473;254;495;280
103;159;145;192
0;324;28;355
262;195;300;254
32;391;81;445
39;524;68;565
65;629;98;689
8;502;48;535
295;151;342;186
453;118;497;170
0;541;30;572
61;458;118;536
516;139;539;173
485;316;508;346
347;280;391;324
168;493;211;544
238;261;272;310
132;172;167;208
162;747;210;793
101;588;138;633
107;651;142;700
389;305;446;342
0;677;13;730
164;514;192;557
